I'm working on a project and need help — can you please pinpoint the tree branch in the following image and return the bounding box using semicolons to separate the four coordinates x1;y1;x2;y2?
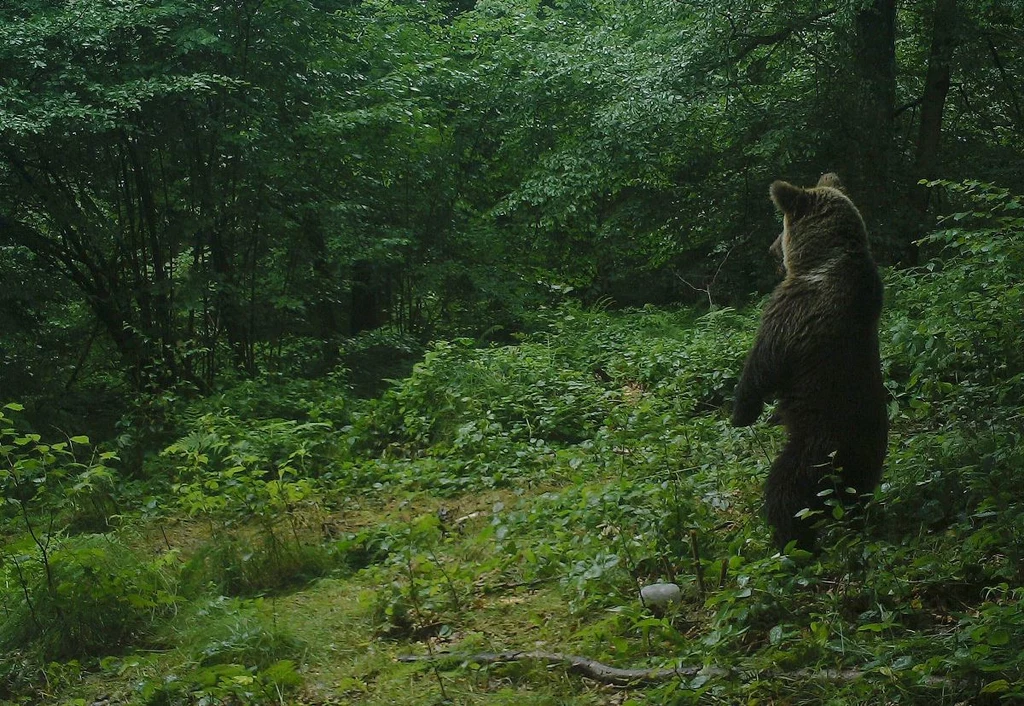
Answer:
894;96;923;118
986;36;1024;130
727;10;838;65
398;650;703;686
397;650;948;688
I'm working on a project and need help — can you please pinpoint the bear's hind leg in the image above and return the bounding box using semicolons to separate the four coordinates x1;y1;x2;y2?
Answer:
764;438;832;551
836;441;885;502
832;440;886;540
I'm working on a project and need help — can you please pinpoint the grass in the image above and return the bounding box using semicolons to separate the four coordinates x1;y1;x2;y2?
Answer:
49;484;638;705
277;576;602;705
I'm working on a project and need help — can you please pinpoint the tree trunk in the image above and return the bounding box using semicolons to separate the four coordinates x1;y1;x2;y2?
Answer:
851;0;897;256
306;216;343;373
209;228;251;374
350;260;387;335
912;0;958;216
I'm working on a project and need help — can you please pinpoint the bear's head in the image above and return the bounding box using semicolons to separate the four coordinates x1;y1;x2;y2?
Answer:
769;173;869;276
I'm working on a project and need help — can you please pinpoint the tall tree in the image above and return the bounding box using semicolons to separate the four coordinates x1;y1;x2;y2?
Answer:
0;0;348;388
851;0;898;249
912;0;959;219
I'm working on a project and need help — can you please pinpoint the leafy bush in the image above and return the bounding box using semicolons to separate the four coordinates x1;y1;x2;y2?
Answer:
140;660;303;706
0;534;176;660
164;412;328;530
880;180;1024;560
886;181;1024;407
162;412;340;595
165;413;335;486
0;403;120;534
337;305;754;500
357;336;613;451
0;406;164;664
186;373;352;425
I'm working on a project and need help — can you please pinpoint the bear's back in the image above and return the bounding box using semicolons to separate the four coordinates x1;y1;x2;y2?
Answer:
769;250;884;431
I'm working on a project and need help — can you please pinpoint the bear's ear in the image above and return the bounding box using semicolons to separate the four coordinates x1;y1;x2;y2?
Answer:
816;172;844;191
770;180;808;215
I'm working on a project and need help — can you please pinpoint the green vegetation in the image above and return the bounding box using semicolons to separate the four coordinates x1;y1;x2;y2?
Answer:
2;184;1023;703
3;0;1024;703
3;0;1023;419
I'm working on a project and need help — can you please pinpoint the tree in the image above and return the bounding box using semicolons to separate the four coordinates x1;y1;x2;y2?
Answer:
0;0;349;387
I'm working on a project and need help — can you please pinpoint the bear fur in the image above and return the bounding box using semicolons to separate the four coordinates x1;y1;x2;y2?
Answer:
732;173;888;550
767;173;844;270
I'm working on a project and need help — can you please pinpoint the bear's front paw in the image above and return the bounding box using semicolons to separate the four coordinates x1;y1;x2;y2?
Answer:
731;398;763;427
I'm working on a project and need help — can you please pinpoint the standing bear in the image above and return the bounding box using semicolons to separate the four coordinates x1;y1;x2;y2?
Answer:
732;174;888;550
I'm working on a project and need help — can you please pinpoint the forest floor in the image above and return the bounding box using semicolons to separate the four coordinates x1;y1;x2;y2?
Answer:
63;481;681;706
6;261;1024;705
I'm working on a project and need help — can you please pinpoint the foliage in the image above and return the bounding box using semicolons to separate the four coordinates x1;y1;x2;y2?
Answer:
162;411;338;595
341;305;751;497
0;0;1023;699
4;0;1024;421
138;659;302;706
0;407;150;671
0;404;120;532
164;412;334;491
0;533;175;661
163;595;302;669
186;373;352;426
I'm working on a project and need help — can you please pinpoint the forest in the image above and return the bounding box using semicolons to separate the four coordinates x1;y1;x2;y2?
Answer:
1;0;1023;703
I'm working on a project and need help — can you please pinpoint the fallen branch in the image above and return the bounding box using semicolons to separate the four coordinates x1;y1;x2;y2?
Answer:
397;650;948;688
477;576;558;595
398;650;712;686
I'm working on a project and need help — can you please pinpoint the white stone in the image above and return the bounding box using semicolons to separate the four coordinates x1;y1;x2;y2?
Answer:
640;582;682;611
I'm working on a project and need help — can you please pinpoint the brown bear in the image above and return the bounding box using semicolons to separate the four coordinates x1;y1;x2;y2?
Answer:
732;173;888;550
767;173;844;270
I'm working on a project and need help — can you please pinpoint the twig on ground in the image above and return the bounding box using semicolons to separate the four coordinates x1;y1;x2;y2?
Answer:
396;650;948;688
398;650;712;686
477;576;559;595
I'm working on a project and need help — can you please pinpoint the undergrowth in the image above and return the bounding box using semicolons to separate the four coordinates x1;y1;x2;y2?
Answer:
1;180;1023;704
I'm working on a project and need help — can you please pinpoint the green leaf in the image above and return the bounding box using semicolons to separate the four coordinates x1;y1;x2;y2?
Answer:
987;628;1010;646
858;623;887;632
980;680;1009;694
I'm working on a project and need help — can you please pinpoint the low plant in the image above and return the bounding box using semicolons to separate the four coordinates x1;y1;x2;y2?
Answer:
0;533;176;660
139;596;303;705
180;533;335;597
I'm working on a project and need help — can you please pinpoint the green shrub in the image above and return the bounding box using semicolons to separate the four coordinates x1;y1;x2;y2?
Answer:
186;372;352;425
0;403;120;535
138;660;303;706
0;534;176;660
0;407;161;661
341;305;753;498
